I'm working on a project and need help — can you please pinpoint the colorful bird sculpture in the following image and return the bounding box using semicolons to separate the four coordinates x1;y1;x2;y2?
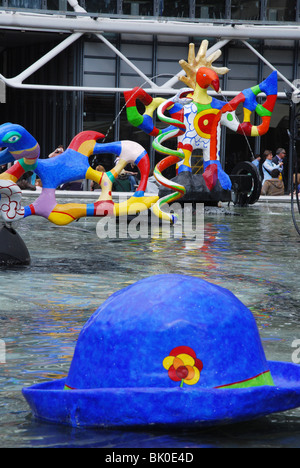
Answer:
124;40;278;222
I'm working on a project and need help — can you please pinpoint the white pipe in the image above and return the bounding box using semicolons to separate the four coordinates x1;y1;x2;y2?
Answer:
96;33;159;89
66;1;159;89
0;76;289;99
67;0;86;13
0;11;294;99
0;14;300;40
13;32;83;83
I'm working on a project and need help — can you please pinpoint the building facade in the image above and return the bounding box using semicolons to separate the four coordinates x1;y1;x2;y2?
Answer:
0;0;299;174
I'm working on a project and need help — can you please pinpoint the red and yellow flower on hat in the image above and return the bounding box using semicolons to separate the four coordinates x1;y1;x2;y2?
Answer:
163;346;203;388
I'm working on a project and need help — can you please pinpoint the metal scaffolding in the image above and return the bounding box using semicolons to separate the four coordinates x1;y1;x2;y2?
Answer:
0;0;299;97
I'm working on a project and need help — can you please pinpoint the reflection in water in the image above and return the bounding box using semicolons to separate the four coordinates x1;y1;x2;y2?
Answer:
0;203;300;447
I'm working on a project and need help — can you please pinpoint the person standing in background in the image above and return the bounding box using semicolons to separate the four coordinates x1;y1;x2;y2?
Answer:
273;148;288;193
262;150;283;184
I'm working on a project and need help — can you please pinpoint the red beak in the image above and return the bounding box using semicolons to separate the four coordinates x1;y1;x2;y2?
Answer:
211;78;220;93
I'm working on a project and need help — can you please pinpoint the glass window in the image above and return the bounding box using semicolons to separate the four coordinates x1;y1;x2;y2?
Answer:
84;0;117;14
266;0;296;22
6;0;44;7
159;0;189;18
84;94;116;142
195;0;225;20
46;1;70;10
123;1;153;16
231;0;260;21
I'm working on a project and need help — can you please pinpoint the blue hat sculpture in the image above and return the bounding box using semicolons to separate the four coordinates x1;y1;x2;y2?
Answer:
23;274;300;428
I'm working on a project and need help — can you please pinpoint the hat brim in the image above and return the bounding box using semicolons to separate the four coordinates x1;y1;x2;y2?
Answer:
22;361;300;428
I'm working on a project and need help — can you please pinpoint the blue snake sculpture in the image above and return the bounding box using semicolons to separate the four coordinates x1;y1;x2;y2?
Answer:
0;124;158;225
